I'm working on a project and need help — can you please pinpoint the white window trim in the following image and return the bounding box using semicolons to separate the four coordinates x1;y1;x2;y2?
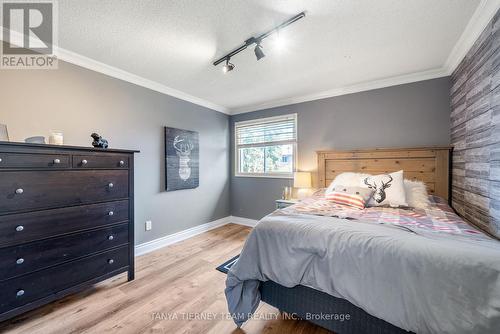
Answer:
234;113;297;178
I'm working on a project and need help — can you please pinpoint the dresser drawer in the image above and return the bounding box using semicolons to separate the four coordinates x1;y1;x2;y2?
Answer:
72;154;129;169
0;170;129;213
0;153;70;169
0;200;129;247
0;224;128;281
0;246;128;314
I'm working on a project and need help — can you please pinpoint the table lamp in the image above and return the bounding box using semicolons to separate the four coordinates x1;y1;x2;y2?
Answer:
294;171;312;199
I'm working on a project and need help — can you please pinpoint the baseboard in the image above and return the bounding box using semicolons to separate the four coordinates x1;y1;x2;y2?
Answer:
134;215;259;257
135;216;231;256
230;215;259;228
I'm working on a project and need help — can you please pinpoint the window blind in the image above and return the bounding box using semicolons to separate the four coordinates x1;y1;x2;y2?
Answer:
235;115;297;147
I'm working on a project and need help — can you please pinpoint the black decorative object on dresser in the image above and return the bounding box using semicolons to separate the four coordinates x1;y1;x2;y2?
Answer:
0;142;138;322
91;133;109;149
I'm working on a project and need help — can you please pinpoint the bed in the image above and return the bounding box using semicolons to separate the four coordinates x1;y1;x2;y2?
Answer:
225;147;500;334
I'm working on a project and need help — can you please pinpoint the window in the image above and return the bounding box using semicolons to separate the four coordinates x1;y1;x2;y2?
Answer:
235;114;297;178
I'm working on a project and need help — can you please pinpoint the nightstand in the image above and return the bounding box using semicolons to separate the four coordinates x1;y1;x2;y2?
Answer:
276;199;299;209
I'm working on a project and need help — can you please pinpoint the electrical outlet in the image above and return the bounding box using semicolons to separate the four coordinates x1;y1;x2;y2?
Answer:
145;220;152;231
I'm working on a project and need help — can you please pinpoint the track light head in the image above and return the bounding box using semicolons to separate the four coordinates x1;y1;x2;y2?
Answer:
212;12;305;70
254;43;265;60
222;58;235;73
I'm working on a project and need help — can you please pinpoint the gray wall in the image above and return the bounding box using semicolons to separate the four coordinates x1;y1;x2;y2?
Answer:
450;9;499;237
0;60;230;245
0;55;454;238
231;77;451;220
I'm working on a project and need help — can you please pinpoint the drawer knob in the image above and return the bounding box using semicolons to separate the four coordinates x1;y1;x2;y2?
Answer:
16;225;24;232
0;157;2;162
108;183;114;188
81;159;88;165
16;258;24;265
108;259;114;265
108;211;114;216
108;235;114;241
119;160;125;166
15;188;24;194
53;158;61;164
16;290;25;297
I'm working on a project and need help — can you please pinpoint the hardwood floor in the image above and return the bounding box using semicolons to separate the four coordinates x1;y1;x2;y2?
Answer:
0;223;332;334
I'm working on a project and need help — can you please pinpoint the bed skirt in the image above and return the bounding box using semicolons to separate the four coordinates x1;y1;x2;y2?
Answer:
259;280;413;334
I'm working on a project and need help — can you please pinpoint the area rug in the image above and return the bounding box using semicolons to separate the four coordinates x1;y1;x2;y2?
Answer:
216;254;240;274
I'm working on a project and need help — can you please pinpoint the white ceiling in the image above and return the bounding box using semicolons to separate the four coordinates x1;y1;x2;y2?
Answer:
13;1;500;113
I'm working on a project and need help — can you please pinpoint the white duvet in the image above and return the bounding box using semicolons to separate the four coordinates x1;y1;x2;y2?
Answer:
225;211;500;334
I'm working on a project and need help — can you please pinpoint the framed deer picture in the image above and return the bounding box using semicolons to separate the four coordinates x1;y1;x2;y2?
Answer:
164;127;199;191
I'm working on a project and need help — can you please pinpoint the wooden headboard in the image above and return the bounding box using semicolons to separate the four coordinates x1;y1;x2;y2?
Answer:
317;147;452;201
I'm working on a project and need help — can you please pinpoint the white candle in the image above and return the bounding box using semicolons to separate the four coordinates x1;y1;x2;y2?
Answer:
49;131;64;145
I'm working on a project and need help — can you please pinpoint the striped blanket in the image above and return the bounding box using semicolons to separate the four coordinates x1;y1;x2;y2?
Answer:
285;190;488;240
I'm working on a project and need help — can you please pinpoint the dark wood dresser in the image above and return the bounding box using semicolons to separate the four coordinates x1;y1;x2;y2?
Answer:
0;142;137;322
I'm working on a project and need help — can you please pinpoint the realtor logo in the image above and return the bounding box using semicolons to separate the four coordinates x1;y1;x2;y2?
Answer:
1;0;58;69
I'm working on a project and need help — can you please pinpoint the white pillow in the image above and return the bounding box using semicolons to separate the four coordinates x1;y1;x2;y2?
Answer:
404;180;430;209
326;172;371;193
361;170;408;207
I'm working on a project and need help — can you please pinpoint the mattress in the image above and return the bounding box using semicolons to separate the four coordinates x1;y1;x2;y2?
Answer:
225;192;500;334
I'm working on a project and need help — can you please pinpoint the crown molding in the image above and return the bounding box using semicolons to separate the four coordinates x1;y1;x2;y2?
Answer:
444;0;500;75
56;47;230;114
231;0;499;115
230;67;449;114
2;0;497;116
0;28;229;115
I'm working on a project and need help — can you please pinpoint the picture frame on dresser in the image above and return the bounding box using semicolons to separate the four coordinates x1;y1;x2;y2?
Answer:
0;142;138;322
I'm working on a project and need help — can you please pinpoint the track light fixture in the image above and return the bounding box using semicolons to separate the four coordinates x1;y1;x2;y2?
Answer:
254;42;265;61
222;58;235;73
213;11;305;71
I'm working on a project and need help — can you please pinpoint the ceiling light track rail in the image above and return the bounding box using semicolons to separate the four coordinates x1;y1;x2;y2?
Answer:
213;11;306;67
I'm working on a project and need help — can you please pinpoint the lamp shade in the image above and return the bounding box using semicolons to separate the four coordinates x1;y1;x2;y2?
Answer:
293;171;311;188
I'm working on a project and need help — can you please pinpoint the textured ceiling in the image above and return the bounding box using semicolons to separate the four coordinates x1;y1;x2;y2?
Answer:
52;1;486;112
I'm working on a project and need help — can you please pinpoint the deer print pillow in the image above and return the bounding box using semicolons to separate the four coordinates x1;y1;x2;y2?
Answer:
361;170;408;207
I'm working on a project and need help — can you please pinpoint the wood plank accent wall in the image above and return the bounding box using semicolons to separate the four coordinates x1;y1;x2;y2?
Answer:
317;147;451;201
450;9;500;237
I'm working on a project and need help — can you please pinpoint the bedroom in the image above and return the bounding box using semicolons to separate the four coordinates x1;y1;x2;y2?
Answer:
0;0;499;333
